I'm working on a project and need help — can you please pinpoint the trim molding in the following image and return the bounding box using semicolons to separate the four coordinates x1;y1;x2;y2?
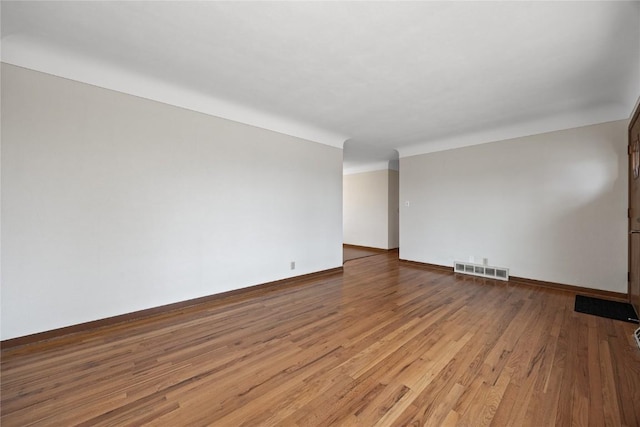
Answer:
5;258;628;349
509;276;628;302
1;267;343;350
399;259;628;301
0;54;347;148
628;97;640;313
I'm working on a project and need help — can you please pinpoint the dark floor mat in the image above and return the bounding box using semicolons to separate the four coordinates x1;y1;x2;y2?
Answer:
574;295;639;323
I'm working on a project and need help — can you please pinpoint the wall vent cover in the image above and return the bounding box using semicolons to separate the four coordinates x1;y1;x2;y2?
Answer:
454;261;509;281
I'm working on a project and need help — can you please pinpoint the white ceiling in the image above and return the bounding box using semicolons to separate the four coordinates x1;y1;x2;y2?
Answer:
2;1;639;172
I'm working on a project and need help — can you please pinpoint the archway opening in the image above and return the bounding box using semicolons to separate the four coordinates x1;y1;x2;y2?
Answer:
342;140;399;262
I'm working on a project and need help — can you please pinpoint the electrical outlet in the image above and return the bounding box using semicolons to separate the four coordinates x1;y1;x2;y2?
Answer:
290;261;295;270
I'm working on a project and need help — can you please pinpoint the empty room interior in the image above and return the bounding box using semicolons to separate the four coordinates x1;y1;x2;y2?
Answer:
2;2;640;426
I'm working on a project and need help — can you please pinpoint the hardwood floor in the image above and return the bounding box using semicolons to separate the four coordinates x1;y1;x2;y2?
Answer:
2;252;639;426
343;245;390;263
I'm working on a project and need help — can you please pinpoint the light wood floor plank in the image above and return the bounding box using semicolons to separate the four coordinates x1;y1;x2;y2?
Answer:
2;252;639;426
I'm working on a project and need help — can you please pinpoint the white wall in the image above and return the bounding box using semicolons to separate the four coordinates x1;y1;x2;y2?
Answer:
388;170;400;249
400;120;628;292
343;169;399;250
1;64;343;340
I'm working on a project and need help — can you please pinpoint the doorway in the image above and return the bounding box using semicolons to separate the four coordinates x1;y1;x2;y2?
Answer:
342;140;399;262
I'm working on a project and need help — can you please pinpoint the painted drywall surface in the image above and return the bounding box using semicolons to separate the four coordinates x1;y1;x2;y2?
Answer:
343;170;390;249
388;170;400;249
1;64;343;340
400;120;628;292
